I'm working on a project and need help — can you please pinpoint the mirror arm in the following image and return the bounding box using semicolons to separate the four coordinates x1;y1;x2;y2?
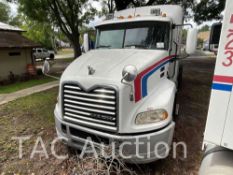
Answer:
173;23;193;29
168;41;178;79
121;73;134;102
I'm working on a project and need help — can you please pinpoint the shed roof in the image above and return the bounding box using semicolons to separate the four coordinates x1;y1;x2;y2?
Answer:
0;31;40;48
0;22;24;32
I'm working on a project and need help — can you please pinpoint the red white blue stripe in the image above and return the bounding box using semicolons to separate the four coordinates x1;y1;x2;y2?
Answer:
134;55;176;102
212;75;233;92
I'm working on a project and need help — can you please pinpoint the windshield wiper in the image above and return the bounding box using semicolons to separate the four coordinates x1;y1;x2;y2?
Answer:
124;44;147;49
96;45;111;49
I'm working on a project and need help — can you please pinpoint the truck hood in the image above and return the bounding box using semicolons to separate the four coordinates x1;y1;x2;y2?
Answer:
61;49;168;85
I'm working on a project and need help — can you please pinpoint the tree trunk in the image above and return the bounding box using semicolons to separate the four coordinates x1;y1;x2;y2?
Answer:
72;41;82;59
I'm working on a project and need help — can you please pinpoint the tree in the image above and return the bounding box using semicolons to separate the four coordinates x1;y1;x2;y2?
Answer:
9;14;23;26
113;0;224;24
100;0;115;14
199;25;210;32
0;2;11;23
21;17;54;49
15;0;97;58
114;0;194;12
193;0;225;24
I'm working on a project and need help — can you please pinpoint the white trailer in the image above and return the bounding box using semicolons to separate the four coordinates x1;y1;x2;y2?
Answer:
200;0;233;174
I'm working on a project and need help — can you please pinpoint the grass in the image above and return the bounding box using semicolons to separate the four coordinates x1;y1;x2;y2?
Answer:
56;57;75;63
0;77;56;94
0;87;134;174
57;48;74;55
0;88;58;173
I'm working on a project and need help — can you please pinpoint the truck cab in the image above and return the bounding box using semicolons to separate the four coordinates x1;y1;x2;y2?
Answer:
54;5;197;163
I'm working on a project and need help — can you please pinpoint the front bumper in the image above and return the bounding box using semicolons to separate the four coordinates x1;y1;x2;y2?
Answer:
55;110;175;164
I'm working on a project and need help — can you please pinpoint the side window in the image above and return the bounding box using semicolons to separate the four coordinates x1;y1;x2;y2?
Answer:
37;49;42;53
43;49;47;52
150;23;170;50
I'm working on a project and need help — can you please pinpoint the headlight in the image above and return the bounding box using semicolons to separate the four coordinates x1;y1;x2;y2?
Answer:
135;109;168;125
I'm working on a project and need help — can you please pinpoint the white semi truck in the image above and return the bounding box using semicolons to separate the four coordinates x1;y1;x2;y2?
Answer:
199;0;233;174
51;5;197;163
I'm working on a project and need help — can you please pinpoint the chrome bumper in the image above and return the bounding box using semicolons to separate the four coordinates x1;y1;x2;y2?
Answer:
55;110;175;164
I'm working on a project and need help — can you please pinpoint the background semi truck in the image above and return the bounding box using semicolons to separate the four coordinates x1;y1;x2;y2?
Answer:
50;5;197;163
199;0;233;174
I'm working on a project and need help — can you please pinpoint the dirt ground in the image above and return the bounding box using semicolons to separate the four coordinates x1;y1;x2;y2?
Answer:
0;56;216;175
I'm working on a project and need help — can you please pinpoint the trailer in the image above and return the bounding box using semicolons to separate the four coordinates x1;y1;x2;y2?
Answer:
200;0;233;174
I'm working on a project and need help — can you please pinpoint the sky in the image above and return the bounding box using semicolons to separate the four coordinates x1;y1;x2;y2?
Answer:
8;2;17;16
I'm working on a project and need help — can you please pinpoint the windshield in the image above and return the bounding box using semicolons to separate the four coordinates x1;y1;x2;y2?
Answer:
96;21;170;50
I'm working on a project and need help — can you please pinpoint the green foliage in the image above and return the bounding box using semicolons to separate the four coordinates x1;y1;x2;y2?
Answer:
79;25;95;43
194;0;225;24
17;0;97;57
21;18;54;49
0;2;11;23
182;29;188;44
18;0;49;22
114;0;224;24
114;0;194;11
9;15;22;26
98;0;115;14
0;77;55;94
199;25;210;32
197;38;204;48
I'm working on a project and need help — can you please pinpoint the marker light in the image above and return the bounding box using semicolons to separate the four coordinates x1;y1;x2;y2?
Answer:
162;13;167;17
128;15;133;19
118;16;124;19
135;109;168;125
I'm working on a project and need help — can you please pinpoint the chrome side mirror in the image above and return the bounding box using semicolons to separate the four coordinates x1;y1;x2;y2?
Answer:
122;65;138;82
186;28;198;54
83;33;89;53
42;60;50;74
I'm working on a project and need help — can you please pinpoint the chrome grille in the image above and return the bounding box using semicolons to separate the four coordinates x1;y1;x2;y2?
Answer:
63;84;117;131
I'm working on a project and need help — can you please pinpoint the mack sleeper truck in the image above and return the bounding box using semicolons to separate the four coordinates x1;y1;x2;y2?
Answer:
51;5;197;163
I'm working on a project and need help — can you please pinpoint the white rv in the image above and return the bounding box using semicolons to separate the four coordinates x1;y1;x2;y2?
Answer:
52;5;197;163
